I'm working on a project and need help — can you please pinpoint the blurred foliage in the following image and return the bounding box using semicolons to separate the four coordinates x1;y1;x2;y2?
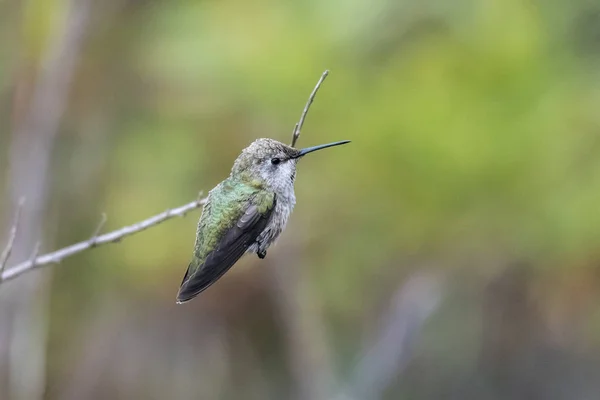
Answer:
2;0;600;399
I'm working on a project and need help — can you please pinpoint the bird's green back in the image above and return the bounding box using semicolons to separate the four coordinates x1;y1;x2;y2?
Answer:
190;177;275;272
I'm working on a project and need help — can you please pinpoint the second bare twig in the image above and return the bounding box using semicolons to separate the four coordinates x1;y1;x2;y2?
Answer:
89;213;107;247
290;70;329;148
0;198;26;274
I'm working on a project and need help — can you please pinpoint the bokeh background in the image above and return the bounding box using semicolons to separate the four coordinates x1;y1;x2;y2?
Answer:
2;0;600;399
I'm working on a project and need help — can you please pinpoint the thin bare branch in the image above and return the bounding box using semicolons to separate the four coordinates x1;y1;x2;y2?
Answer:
0;198;206;283
290;70;329;148
0;198;26;274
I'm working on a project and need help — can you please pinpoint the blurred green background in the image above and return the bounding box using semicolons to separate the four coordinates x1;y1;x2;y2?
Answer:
2;0;600;399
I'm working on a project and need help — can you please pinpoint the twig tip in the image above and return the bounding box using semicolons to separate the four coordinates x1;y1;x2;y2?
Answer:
289;70;330;147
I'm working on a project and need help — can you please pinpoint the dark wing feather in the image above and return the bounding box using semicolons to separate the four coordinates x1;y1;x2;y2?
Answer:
176;200;275;303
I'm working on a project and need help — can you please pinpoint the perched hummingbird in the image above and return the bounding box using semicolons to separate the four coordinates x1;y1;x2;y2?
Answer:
176;138;350;303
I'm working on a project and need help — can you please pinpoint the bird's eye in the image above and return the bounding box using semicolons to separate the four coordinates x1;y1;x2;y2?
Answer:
271;158;281;165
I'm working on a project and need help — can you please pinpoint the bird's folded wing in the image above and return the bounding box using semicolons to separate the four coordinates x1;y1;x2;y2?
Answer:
176;198;275;303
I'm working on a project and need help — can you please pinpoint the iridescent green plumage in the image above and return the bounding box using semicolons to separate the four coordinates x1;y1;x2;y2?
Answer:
191;177;275;268
176;175;275;302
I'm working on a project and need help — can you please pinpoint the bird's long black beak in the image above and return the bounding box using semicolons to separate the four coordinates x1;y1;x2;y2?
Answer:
295;140;351;158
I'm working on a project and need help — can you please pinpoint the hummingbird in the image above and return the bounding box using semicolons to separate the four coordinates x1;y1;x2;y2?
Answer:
176;138;350;303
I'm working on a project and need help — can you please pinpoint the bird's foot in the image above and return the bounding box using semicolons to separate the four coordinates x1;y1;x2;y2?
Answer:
257;249;267;259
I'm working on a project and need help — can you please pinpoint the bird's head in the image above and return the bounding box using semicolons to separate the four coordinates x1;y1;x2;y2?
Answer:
231;138;350;192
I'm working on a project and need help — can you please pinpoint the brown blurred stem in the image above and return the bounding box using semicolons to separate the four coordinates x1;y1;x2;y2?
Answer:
336;272;443;400
290;70;329;148
0;197;206;284
2;0;95;398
